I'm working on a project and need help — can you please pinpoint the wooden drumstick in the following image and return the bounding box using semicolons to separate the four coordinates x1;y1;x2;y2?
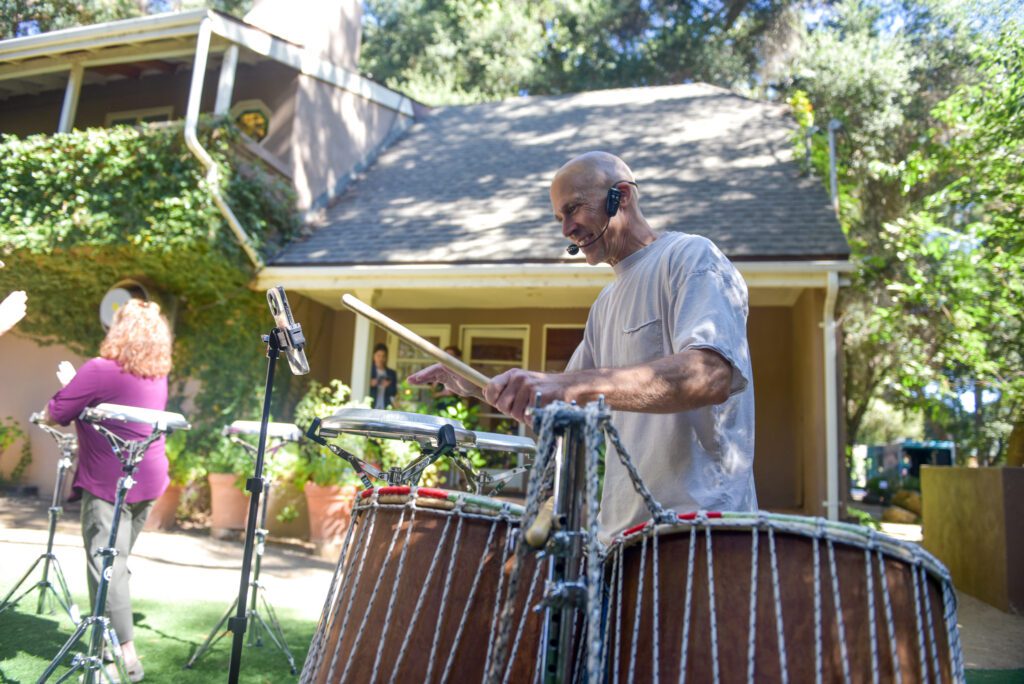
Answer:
341;293;492;390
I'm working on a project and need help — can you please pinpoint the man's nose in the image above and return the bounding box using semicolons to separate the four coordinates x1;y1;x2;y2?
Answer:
561;218;574;238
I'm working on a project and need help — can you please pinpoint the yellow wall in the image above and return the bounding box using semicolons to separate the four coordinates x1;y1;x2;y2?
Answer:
792;288;827;516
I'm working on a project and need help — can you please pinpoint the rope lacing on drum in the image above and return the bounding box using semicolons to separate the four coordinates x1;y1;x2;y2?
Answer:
767;522;788;684
746;515;761;684
827;533;853;684
864;529;880;684
812;518;824;684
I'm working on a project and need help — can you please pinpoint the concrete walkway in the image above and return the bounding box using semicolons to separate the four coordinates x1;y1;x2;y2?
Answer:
2;496;1022;671
0;497;335;623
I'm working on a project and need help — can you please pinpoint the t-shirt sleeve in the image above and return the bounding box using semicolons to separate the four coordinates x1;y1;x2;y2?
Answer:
47;359;101;425
670;258;752;397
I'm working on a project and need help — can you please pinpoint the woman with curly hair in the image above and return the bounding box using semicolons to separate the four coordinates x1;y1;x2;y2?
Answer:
45;298;174;682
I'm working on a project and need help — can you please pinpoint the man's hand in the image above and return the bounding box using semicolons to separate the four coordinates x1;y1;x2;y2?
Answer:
483;369;576;423
407;364;483;400
0;290;27;336
56;361;76;387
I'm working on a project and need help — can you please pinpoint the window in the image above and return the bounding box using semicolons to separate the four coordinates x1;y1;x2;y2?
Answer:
461;324;529;435
386;324;451;404
542;325;585;372
105;106;173;127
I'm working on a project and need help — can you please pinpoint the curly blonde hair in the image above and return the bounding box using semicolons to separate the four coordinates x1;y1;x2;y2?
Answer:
99;299;173;378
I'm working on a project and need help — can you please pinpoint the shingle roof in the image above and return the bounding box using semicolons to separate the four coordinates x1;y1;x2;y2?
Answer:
272;83;849;266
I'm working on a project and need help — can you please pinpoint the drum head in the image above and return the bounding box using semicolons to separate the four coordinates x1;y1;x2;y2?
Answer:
318;407;476;447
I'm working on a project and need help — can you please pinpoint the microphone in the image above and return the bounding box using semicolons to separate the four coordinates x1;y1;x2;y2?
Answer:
565;218;611;256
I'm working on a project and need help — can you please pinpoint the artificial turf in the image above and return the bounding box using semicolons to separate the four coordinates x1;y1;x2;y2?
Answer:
0;593;315;683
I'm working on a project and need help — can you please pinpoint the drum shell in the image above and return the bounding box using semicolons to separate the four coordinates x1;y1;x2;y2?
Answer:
304;496;543;684
606;524;955;684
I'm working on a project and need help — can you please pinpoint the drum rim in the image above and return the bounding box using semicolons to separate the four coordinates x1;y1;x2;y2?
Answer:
318;407;476;446
355;484;525;517
609;510;951;581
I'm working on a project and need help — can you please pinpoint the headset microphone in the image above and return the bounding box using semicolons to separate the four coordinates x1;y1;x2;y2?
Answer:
564;182;633;256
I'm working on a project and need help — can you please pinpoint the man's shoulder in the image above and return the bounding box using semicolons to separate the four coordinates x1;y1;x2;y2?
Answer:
658;232;735;273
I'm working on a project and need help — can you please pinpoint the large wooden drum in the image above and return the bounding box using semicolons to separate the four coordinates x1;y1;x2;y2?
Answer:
300;486;544;684
604;512;963;683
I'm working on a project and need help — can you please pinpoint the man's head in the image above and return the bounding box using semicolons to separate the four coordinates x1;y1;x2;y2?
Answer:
373;342;388;367
551;151;653;266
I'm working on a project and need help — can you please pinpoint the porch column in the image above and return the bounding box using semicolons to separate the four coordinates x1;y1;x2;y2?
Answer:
350;307;372;402
57;61;84;133
823;271;840;520
214;44;239;115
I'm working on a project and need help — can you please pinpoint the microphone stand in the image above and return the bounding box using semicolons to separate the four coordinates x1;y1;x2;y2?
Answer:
226;326;299;684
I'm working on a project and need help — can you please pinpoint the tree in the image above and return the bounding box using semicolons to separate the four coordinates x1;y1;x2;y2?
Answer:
359;0;549;105
787;1;1022;462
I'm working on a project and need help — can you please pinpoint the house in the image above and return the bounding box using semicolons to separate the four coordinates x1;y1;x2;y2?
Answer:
255;83;853;518
0;6;852;519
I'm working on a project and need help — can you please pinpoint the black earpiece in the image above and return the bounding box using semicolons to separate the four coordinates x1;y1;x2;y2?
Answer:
605;187;622;217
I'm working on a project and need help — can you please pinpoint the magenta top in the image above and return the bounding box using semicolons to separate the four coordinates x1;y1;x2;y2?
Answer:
48;357;169;504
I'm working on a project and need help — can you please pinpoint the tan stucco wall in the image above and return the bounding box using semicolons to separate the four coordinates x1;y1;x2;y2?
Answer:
290;76;412;210
921;466;1024;613
0;333;88;496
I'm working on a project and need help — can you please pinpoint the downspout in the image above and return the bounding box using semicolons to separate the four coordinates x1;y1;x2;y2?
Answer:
184;17;263;268
824;270;840;520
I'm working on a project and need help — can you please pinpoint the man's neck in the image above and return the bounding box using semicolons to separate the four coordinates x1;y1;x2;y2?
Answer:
606;218;658;267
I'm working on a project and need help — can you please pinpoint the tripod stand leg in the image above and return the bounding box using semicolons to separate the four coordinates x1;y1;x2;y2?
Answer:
38;618;90;682
48;554;80;623
0;554;44;613
253;594;297;675
185;596;238;668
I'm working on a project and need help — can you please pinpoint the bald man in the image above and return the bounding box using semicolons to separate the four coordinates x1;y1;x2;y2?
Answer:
409;151;756;540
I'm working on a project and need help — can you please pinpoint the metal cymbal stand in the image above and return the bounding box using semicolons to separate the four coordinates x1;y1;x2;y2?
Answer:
537;413;588;684
185;436;297;674
0;414;80;625
37;422;166;684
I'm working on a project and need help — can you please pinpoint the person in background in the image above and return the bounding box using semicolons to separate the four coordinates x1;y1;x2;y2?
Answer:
370;342;398;409
44;299;173;682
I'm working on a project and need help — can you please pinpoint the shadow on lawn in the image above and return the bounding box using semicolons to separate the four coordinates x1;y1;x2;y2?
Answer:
0;608;79;683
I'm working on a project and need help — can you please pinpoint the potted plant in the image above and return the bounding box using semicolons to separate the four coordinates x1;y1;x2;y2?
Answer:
145;430;202;531
262;442;310;540
293;380;372;553
206;435;252;538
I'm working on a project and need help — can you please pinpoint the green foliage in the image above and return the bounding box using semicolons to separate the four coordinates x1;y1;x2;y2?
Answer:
845;505;882;531
291;380;371;487
786;1;1023;463
0;417;31;484
0;121;298;460
1;0;256;40
360;0;802;105
165;430;204;486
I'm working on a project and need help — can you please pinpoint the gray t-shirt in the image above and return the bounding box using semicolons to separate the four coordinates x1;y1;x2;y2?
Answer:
566;231;756;541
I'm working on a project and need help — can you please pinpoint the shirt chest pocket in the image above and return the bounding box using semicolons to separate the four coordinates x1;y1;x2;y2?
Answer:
617;317;665;366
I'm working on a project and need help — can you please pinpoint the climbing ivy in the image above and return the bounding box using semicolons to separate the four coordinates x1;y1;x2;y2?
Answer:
0;120;299;455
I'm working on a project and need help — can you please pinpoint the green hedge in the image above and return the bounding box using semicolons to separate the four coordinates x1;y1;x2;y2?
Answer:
0;120;300;453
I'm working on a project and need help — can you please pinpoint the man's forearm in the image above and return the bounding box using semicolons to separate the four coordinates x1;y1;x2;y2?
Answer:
566;349;733;412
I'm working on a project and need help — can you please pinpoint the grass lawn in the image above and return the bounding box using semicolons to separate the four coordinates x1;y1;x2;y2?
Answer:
0;593;315;683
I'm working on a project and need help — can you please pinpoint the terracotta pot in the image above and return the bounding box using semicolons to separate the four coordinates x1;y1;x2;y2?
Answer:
304;482;358;544
208;472;250;535
144;483;183;531
265;482;310;540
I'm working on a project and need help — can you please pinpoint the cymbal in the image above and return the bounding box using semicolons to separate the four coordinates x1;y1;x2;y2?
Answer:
317;407;476;447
